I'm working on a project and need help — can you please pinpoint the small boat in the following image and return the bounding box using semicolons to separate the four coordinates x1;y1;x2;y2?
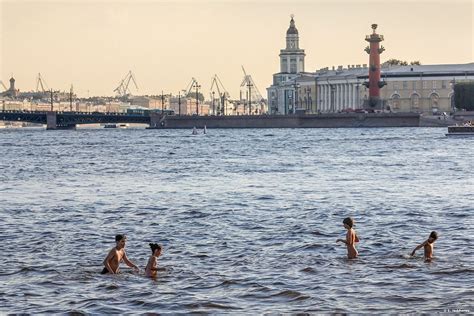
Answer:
446;124;474;137
104;123;129;129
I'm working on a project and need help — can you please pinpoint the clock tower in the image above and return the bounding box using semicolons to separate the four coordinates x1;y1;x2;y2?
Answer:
268;16;306;114
279;15;305;74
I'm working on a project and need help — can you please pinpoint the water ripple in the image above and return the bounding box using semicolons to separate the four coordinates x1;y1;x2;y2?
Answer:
0;127;472;313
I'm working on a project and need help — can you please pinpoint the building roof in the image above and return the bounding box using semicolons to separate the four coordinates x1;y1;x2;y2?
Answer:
380;63;474;76
313;63;474;80
270;63;474;89
286;17;298;35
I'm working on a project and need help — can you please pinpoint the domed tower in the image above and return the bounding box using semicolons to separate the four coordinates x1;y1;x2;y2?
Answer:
9;77;15;91
6;76;18;97
279;15;305;74
268;16;306;115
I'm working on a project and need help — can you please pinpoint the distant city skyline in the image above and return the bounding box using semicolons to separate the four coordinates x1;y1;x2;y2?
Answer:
1;0;473;98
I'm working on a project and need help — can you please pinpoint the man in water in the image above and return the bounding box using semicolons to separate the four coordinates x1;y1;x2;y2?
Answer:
411;231;438;261
101;234;139;274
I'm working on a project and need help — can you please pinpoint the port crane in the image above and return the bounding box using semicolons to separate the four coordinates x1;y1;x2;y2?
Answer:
240;66;267;114
36;73;49;92
183;77;203;115
184;77;199;96
210;74;231;115
0;80;7;92
113;70;139;97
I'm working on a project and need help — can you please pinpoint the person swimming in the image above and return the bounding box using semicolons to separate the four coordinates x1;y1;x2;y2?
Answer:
101;234;139;274
336;217;359;259
411;231;438;261
145;243;162;278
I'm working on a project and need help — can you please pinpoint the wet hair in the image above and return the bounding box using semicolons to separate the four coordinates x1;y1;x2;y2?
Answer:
115;234;126;242
149;243;162;254
429;231;438;241
343;217;354;228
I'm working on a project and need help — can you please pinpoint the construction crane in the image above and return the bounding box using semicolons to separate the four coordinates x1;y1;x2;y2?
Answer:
210;74;231;115
36;73;49;92
240;66;267;114
184;77;198;96
113;70;139;97
0;80;7;92
183;77;203;115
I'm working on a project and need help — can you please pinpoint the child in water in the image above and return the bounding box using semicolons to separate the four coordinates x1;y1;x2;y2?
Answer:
145;243;162;278
101;234;140;274
411;231;438;261
336;217;359;259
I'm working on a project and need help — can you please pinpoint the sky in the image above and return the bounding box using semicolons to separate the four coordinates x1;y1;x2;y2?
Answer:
1;0;473;98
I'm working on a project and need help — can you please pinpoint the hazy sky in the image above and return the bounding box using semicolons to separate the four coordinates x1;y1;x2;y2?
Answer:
1;0;473;98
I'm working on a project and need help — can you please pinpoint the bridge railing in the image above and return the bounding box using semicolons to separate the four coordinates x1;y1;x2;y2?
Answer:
0;109;148;117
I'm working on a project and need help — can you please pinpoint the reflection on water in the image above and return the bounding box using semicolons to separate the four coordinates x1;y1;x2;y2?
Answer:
0;127;473;313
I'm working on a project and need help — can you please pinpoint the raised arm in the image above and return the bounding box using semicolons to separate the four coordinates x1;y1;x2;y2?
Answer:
411;240;427;256
123;252;139;271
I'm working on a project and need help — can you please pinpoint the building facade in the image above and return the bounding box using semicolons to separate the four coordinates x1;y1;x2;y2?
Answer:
268;20;474;114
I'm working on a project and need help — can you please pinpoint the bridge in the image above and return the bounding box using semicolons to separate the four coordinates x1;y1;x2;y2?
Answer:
0;110;165;129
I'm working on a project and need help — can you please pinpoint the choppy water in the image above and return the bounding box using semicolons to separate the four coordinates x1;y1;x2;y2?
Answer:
0;127;473;313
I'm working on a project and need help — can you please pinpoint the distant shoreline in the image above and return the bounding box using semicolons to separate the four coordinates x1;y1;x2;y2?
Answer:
148;112;421;129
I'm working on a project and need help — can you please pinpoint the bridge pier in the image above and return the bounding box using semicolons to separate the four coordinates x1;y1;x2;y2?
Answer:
147;112;166;129
46;112;57;130
46;111;75;130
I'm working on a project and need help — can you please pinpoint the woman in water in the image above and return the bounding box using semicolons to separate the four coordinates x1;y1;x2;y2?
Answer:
145;243;162;278
336;217;359;259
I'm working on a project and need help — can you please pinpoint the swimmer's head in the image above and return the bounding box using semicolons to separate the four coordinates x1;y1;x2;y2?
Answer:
343;217;354;229
149;243;162;255
115;234;126;242
428;231;438;243
115;234;127;249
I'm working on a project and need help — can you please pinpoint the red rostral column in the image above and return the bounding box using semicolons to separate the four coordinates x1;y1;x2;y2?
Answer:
364;24;386;108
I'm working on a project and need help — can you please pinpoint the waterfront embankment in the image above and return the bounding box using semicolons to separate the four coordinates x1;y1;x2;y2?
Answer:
149;112;420;129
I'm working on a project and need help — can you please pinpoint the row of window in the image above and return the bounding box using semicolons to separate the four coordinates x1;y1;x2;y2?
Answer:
390;93;444;109
392;80;449;90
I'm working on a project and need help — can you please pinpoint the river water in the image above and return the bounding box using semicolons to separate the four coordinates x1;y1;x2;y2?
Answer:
0;127;472;313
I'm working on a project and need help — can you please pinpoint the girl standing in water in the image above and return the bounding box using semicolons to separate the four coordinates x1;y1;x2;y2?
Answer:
336;217;359;259
145;243;162;278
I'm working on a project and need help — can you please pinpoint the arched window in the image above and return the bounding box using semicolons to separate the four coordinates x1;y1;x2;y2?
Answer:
390;94;401;110
429;93;439;109
410;93;420;111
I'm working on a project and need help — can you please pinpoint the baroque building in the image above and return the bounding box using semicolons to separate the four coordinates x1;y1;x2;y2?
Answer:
267;20;474;114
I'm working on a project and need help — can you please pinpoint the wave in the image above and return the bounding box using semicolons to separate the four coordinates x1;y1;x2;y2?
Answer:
271;289;310;301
